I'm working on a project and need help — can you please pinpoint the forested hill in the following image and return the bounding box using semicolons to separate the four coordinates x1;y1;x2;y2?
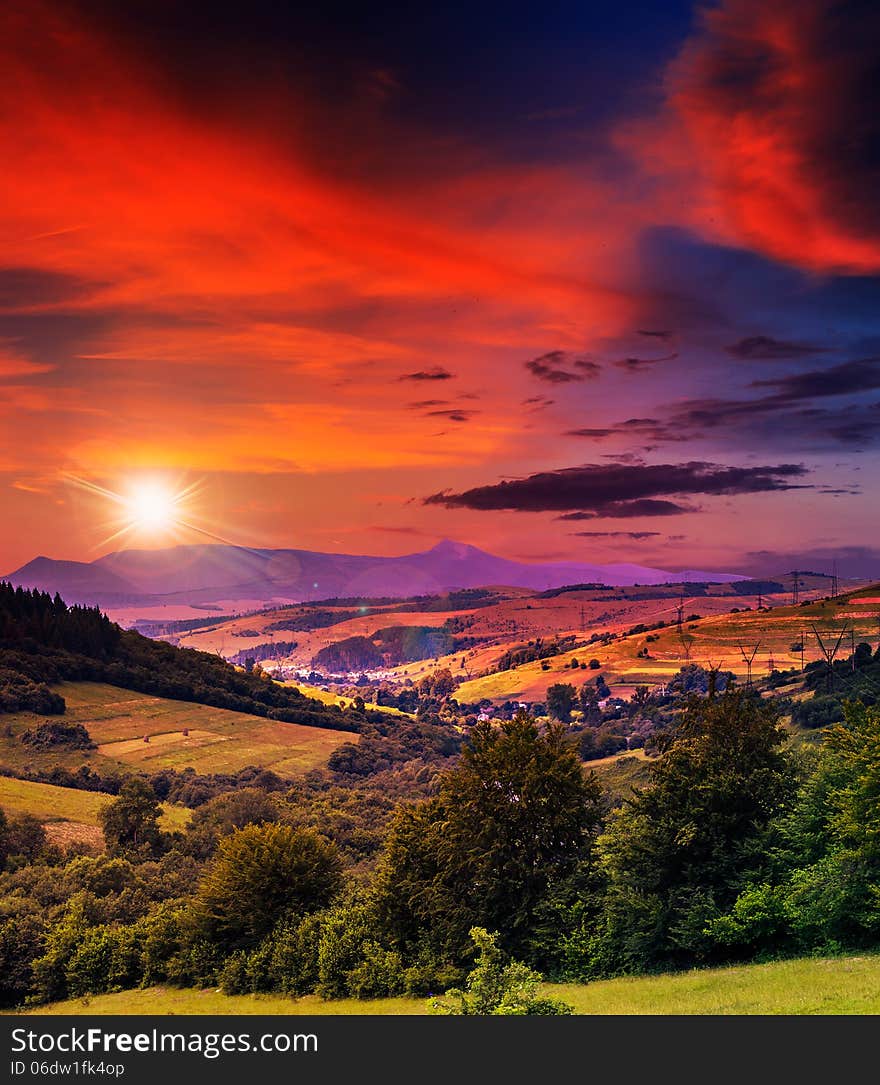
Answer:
0;582;369;731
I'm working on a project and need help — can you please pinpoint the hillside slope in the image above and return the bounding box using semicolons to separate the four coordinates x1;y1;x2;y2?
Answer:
0;582;375;732
0;681;355;780
454;582;880;703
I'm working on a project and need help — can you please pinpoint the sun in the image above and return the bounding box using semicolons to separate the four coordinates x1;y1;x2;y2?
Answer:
64;471;232;549
124;481;180;533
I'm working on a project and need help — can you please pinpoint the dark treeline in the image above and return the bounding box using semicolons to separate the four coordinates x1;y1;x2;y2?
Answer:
0;583;383;731
228;641;299;667
5;688;880;1009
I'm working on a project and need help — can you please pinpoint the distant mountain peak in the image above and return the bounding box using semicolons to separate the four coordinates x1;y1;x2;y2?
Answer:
426;539;485;558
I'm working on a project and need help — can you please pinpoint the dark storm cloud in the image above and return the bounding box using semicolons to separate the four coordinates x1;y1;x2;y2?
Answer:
424;461;809;515
725;335;828;360
399;367;454;381
0;311;113;376
525;351;600;383
750;357;880;400
566;417;690;444
566;427;615;438
824;404;880;447
633;358;880;450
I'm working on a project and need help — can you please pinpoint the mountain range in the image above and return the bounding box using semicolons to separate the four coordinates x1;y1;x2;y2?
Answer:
4;540;745;608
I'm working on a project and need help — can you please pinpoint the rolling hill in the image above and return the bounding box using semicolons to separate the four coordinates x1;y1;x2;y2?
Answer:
162;573;845;688
453;581;880;703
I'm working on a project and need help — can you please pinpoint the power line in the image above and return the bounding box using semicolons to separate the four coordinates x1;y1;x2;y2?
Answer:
810;623;850;693
737;641;761;688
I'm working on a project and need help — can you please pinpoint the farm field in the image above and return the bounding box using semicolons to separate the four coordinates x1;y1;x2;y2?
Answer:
0;682;356;778
127;576;880;714
14;953;880;1015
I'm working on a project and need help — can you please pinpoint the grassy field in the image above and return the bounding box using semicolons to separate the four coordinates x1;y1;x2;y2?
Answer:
284;681;406;716
14;954;880;1015
0;774;190;849
0;682;356;779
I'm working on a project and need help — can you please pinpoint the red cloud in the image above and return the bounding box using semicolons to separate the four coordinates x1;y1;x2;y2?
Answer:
668;0;880;273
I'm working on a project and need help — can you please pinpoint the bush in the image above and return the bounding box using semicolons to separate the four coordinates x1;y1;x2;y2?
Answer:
344;942;405;999
0;914;46;1008
21;722;92;749
65;925;141;997
429;928;572;1015
792;695;845;730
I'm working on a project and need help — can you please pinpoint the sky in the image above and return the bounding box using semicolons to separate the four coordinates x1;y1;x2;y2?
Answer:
1;0;879;577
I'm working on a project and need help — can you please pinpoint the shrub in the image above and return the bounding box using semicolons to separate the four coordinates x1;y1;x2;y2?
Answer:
21;722;92;749
429;928;572;1015
344;942;405;999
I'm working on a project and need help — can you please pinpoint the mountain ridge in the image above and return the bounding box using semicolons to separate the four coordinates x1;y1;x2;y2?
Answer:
5;539;745;608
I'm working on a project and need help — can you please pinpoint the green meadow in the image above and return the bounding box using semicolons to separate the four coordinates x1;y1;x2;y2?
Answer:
14;954;880;1016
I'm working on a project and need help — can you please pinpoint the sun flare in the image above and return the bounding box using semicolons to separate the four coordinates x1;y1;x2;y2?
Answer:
124;481;179;532
62;472;226;549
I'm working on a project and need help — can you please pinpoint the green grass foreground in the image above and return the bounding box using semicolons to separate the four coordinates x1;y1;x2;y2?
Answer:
12;954;880;1015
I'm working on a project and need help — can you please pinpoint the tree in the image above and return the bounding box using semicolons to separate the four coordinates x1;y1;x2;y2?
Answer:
707;702;880;957
4;812;47;863
377;712;603;961
185;788;280;857
98;778;163;856
578;682;601;724
546;683;576;723
195;823;342;950
586;689;796;975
